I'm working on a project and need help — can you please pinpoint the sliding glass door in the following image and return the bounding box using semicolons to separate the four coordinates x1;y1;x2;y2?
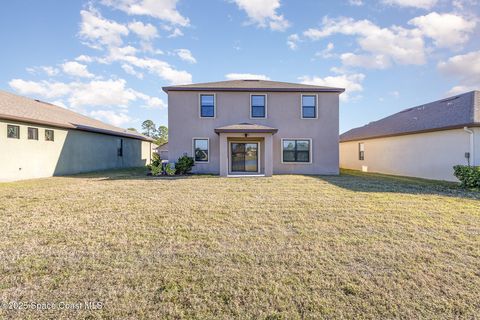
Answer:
231;143;258;172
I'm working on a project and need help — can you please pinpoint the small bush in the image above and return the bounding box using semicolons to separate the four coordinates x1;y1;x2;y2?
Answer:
151;153;161;167
453;165;480;188
151;165;162;176
165;163;176;176
175;155;194;175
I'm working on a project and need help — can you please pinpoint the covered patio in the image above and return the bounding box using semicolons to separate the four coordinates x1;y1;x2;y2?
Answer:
215;123;278;177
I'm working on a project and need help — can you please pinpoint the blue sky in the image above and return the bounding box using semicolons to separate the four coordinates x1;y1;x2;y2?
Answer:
0;0;478;133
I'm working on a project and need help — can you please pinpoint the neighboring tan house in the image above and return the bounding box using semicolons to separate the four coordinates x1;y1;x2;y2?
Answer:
340;91;480;182
163;80;344;176
0;90;153;182
154;142;168;160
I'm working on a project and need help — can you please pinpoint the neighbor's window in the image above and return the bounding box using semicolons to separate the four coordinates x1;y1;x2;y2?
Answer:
117;139;123;157
302;95;317;118
282;139;311;163
200;94;215;118
194;138;209;162
251;95;266;118
7;125;20;139
359;143;365;161
45;129;54;141
28;127;38;140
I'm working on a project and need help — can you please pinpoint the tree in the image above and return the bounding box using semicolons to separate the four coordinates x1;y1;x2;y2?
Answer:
127;127;137;132
155;125;168;146
141;120;156;137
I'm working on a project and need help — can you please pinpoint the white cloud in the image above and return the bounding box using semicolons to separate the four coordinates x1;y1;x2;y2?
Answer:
9;79;72;99
121;64;144;79
287;33;300;50
303;17;426;67
75;55;94;63
26;66;60;76
438;50;480;95
225;73;270;80
232;0;290;31
316;42;335;58
61;61;95;78
349;0;364;5
128;21;158;40
299;73;365;101
408;12;476;48
79;7;129;48
105;46;192;84
101;0;189;26
175;49;196;63
90;110;132;127
340;53;391;69
382;0;438;9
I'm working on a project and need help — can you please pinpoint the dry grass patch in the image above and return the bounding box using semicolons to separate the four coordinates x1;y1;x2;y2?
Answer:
0;168;479;319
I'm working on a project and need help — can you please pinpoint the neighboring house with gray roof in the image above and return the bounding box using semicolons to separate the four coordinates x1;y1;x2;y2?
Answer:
163;79;344;176
340;91;480;181
0;90;154;182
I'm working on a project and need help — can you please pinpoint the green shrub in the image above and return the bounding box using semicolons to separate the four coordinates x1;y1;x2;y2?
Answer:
151;165;162;176
175;155;194;175
165;163;176;176
151;153;161;167
453;165;480;188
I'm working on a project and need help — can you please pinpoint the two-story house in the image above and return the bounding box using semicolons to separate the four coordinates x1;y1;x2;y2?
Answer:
163;80;344;177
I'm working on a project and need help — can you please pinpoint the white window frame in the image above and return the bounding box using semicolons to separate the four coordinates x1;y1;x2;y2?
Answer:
192;137;210;163
300;94;318;120
228;140;261;174
198;93;216;119
250;94;267;119
280;138;313;164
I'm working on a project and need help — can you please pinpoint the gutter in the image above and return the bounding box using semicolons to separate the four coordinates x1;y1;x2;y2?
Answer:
464;127;475;166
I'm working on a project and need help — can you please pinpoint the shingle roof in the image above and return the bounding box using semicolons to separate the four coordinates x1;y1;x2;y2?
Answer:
214;123;278;134
0;90;153;141
340;91;480;142
163;79;345;93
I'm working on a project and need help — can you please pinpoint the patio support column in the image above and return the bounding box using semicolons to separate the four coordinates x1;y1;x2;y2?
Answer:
264;134;273;177
219;133;228;177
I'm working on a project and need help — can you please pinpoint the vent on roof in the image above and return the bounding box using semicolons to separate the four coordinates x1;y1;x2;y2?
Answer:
399;107;415;113
243;79;260;81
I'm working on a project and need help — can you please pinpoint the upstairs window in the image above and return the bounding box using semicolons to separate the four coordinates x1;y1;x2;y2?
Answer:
359;143;365;161
302;95;317;119
45;129;54;141
117;139;123;157
251;95;266;118
28;127;38;140
282;139;311;163
7;125;20;139
193;138;209;162
200;94;215;118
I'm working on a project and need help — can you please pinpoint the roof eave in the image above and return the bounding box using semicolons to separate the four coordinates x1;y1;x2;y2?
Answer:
214;128;279;134
162;87;345;93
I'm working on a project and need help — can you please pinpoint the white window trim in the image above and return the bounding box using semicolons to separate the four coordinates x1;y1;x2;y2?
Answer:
280;138;313;164
199;93;216;119
192;137;210;163
300;94;318;120
250;93;267;119
228;140;261;174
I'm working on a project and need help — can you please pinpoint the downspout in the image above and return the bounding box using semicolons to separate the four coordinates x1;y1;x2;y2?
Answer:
464;127;475;166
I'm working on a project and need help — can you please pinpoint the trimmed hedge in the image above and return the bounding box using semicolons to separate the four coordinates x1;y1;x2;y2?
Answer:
175;155;194;175
453;165;480;188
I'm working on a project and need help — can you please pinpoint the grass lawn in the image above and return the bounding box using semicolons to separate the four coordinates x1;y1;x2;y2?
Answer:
0;169;479;319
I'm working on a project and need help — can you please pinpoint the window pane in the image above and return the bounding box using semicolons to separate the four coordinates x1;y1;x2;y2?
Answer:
194;139;208;150
45;129;54;141
283;150;296;162
296;140;310;151
359;143;364;152
195;150;208;162
7;125;19;139
296;151;310;162
251;106;265;118
251;95;265;107
201;106;214;117
302;106;316;118
283;140;296;151
28;127;38;140
302;95;316;107
201;95;214;106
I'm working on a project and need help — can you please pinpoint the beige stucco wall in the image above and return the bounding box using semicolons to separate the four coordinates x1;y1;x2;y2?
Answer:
339;128;479;182
0;119;152;182
168;91;340;175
